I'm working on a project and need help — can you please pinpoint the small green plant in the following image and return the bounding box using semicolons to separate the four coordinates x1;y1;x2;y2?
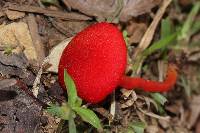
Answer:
47;70;102;133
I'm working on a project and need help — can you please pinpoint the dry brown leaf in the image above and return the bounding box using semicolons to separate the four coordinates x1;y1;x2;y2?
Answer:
120;0;161;22
126;21;147;44
0;22;37;61
63;0;161;22
5;10;25;20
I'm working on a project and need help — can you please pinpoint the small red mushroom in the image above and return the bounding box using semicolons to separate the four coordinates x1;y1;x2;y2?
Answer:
58;22;177;103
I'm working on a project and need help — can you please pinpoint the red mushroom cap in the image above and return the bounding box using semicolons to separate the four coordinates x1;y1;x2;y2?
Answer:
58;22;127;103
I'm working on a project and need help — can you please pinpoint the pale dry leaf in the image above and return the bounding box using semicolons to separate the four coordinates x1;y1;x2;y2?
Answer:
121;99;135;108
47;37;72;73
0;22;37;61
5;10;25;20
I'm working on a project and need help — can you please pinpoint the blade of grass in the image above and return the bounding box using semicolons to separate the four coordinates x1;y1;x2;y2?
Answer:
178;1;200;40
143;32;177;56
132;32;177;73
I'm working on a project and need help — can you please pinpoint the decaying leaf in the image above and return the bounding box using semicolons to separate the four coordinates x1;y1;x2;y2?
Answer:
5;10;25;20
0;22;37;61
63;0;161;22
120;0;161;22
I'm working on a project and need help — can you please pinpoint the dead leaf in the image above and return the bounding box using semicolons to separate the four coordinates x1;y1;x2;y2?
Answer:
0;79;17;90
0;22;37;61
5;10;25;20
63;0;161;22
126;21;147;44
47;37;72;73
120;0;161;22
0;51;28;68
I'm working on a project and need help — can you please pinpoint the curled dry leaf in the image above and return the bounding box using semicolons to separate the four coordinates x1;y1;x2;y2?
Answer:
0;22;37;61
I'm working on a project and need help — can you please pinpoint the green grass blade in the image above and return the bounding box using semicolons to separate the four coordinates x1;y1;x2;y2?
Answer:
143;32;177;56
179;1;200;40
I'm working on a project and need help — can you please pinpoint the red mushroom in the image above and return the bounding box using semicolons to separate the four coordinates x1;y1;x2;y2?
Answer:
58;22;177;103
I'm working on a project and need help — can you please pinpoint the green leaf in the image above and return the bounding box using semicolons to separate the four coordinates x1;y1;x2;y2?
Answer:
64;69;78;107
150;93;167;105
179;1;200;40
46;103;70;120
73;107;102;129
129;121;146;133
69;110;77;133
75;97;82;107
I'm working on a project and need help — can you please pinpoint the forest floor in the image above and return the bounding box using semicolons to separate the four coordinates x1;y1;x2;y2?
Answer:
0;0;200;133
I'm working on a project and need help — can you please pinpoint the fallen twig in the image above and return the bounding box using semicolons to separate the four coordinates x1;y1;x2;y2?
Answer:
8;4;92;21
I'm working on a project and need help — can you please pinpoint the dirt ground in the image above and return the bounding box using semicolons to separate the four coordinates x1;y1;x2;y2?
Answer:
0;0;200;133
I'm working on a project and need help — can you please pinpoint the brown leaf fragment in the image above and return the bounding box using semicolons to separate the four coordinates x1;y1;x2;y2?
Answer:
5;10;25;20
0;52;28;69
63;0;161;22
62;0;118;21
0;22;38;61
94;107;113;120
0;79;17;90
120;0;162;22
27;14;45;64
126;21;147;44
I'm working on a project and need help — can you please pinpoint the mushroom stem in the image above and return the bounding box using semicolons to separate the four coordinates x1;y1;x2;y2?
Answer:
119;64;178;92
